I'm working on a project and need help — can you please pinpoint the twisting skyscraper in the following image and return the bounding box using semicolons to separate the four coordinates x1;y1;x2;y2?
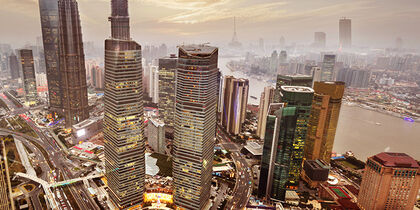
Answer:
58;0;89;127
173;45;218;209
104;0;145;209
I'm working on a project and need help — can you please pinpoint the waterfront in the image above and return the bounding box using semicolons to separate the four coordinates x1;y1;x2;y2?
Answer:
219;57;420;161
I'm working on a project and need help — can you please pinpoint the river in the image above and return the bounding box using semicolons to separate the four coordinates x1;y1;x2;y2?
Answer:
219;57;420;161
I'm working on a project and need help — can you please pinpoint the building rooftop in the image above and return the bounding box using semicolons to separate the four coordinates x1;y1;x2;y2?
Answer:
372;152;419;168
244;142;263;156
149;118;165;127
179;44;217;55
281;86;314;93
278;74;313;79
305;159;330;170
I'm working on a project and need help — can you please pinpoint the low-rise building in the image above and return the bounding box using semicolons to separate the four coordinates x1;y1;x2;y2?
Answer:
71;116;103;142
302;159;330;188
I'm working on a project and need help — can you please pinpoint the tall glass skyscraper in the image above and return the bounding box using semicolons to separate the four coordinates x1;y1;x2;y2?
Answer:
321;54;336;81
104;0;145;209
158;55;177;128
339;18;352;48
19;49;38;106
258;86;313;200
173;45;218;210
305;81;345;163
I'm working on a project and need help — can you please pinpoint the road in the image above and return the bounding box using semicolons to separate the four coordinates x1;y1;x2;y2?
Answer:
1;93;99;210
216;125;253;210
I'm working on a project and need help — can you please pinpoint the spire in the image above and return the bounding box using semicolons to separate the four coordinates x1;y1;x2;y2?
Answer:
232;16;238;42
109;0;130;40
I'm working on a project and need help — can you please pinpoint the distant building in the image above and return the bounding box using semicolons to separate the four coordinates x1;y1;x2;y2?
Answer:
358;152;420;210
221;76;249;135
147;118;165;154
158;54;177;128
228;17;242;48
301;159;330;188
311;66;322;86
321;54;336;81
305;81;345;163
256;86;275;139
339;18;352;48
270;51;279;74
274;74;313;102
19;49;38;106
173;44;218;210
8;53;19;79
149;65;159;103
279;50;287;64
337;68;370;88
314;32;326;48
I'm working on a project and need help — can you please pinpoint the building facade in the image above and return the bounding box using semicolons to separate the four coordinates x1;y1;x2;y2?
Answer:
19;49;38;106
158;55;177;127
147;118;166;154
337;68;370;88
358;152;420;210
221;76;249;135
256;86;275;139
38;0;62;113
321;54;336;81
104;0;145;208
8;53;19;79
305;81;345;163
173;45;218;210
339;18;352;48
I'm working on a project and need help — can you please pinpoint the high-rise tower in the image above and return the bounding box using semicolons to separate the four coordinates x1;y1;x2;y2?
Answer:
158;55;177;128
256;86;275;139
305;81;345;163
104;0;145;209
38;0;62;113
173;45;218;209
339;18;352;48
19;49;38;106
8;53;19;79
321;54;336;81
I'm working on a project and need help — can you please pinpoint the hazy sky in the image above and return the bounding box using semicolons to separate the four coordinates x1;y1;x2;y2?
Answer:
1;0;420;49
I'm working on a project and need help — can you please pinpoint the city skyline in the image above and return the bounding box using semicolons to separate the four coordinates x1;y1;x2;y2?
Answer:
1;0;420;48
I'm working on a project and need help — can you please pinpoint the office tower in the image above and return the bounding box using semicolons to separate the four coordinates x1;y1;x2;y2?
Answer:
339;18;352;48
305;81;345;163
19;49;38;106
149;65;159;103
228;17;242;48
90;66;97;87
8;53;19;79
270;51;279;74
221;76;249;135
147;118;165;154
314;32;326;48
173;45;218;210
279;50;287;64
57;0;89;127
256;86;275;139
95;67;104;89
274;74;313;102
311;67;322;86
277;86;313;193
39;0;62;113
158;55;177;127
337;68;370;88
358;153;420;210
321;54;336;81
104;0;145;208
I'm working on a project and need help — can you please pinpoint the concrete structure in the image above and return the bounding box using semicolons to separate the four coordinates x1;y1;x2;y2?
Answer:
158;55;177;128
305;82;345;163
221;76;249;135
311;66;322;86
8;53;19;79
147;118;165;154
337;68;370;88
358;152;420;210
274;74;313;102
339;18;352;48
256;86;275;139
19;49;38;106
104;0;145;208
72;116;103;142
243;141;263;157
301;159;330;188
173;44;218;210
58;0;89;127
321;54;336;81
314;32;326;48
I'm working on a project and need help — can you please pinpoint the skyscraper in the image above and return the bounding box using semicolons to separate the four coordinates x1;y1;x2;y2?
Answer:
358;152;419;210
8;53;19;79
305;81;345;163
321;54;336;81
19;49;38;106
314;32;326;48
279;50;287;64
173;45;218;210
256;86;275;139
339;18;352;48
270;50;279;74
158;54;177;128
57;0;89;127
38;0;62;113
221;76;249;135
274;74;313;102
104;0;145;208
